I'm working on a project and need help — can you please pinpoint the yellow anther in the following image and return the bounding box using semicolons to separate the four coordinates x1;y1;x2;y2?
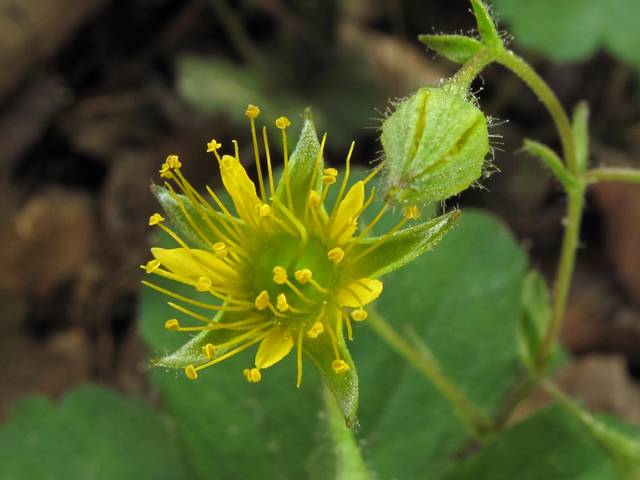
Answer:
322;168;338;185
212;242;227;259
255;291;270;310
243;368;262;382
273;266;288;284
245;105;260;118
328;247;345;264
185;365;198;379
165;319;180;331
275;117;291;129
332;359;350;374
202;343;217;359
166;155;182;169
149;213;164;225
196;276;212;292
307;322;324;339
255;203;271;217
351;310;368;321
404;206;421;219
159;163;170;174
145;259;161;273
295;269;312;284
309;190;320;207
206;139;222;152
277;293;289;312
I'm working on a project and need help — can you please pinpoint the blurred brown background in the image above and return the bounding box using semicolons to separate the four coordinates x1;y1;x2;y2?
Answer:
1;0;639;424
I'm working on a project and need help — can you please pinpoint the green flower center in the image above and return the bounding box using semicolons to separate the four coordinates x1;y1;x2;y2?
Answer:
250;234;335;314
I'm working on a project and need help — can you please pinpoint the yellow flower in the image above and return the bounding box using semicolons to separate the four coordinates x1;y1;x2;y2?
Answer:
143;105;459;423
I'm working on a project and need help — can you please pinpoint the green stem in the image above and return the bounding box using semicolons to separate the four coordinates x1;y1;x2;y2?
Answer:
323;386;373;480
496;49;578;174
534;185;585;372
450;47;499;92
493;374;535;429
582;167;640;184
367;307;494;439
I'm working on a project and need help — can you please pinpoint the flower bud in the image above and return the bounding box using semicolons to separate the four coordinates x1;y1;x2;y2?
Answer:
381;86;490;205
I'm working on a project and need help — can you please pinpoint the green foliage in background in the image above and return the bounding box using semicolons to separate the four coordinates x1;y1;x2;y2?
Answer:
492;0;640;70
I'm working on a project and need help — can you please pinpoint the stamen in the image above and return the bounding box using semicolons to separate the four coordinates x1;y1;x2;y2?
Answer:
268;212;298;236
328;142;354;231
273;266;287;284
167;303;260;328
214;321;273;349
306;322;324;339
296;327;303;387
165;319;180;331
351;310;368;321
149;213;165;225
295;269;330;294
255;203;271;218
194;327;273;373
203;343;217;359
322;168;338;185
212;242;227;259
342;203;389;256
332;359;350;374
328;247;345;264
349;208;409;263
166;177;242;250
304;133;327;224
244;368;262;382
340;307;353;340
309;202;327;242
246;105;267;202
276;293;289;312
185;365;198;379
308;190;320;207
155;222;191;250
145;259;161;273
255;291;270;310
404;206;421;219
196;276;212;292
262;127;276;201
323;313;341;359
142;281;253;311
276;117;294;213
362;162;385;185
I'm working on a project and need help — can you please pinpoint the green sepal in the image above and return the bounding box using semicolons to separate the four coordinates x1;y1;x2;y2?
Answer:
469;0;502;48
152;185;247;250
303;308;358;427
572;101;590;174
151;310;264;369
275;108;324;217
523;139;578;190
419;35;485;64
517;270;551;372
348;210;460;280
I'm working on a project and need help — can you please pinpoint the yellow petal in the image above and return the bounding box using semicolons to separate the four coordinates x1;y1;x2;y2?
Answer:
331;181;364;245
219;155;263;229
254;325;294;369
337;278;383;307
151;247;239;284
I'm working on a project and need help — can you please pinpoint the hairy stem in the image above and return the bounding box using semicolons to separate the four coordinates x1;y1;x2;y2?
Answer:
496;49;578;174
582;167;640;184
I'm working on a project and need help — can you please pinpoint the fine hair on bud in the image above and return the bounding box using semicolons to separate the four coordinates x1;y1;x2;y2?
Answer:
380;84;491;206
